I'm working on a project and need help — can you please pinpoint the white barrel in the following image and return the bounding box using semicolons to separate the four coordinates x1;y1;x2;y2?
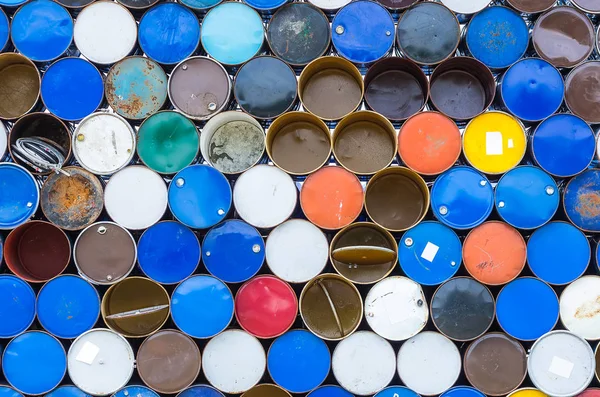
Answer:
528;330;595;397
73;113;136;175
104;166;167;230
440;0;489;15
0;121;6;160
332;330;396;396
560;275;600;340
266;219;328;283
364;276;428;341
202;329;266;394
308;0;351;12
74;1;137;65
68;329;135;396
233;165;297;229
397;331;461;396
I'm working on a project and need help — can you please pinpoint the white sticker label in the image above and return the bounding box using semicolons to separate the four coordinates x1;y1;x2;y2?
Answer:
486;131;503;155
75;341;100;365
508;138;514;148
420;242;439;262
548;356;574;379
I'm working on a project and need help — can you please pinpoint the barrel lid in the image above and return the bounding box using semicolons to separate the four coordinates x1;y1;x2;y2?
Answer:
171;275;234;339
308;0;350;11
308;386;353;397
37;275;100;339
508;389;549;397
0;0;27;7
375;386;420;397
177;385;225;397
0;163;39;230
243;0;286;11
0;274;36;338
565;62;600;124
114;386;159;397
0;121;7;160
46;386;90;397
440;0;488;14
442;387;486;397
560;276;600;341
564;169;600;232
179;0;222;10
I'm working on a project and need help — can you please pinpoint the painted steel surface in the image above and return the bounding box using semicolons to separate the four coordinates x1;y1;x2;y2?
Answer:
0;163;39;229
0;275;36;338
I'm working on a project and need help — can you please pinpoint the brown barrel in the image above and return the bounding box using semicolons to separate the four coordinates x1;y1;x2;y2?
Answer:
0;53;40;120
242;384;291;397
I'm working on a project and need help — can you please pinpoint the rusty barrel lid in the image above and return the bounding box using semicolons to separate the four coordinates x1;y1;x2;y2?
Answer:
564;169;600;232
559;276;600;341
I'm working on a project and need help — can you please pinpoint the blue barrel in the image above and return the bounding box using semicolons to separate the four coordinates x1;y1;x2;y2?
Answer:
465;6;528;70
441;386;486;397
500;58;564;122
375;386;420;397
200;2;264;66
0;0;27;7
494;166;558;230
0;275;36;338
564;169;600;232
169;165;232;229
41;57;104;122
399;221;461;285
496;277;559;341
331;1;395;65
431;166;494;229
138;221;200;284
11;0;73;62
532;114;595;178
114;386;158;397
179;0;222;11
0;388;22;397
243;0;286;12
46;385;91;397
0;8;9;53
177;385;224;397
171;275;234;338
268;330;331;393
308;386;354;397
2;331;66;395
202;220;264;283
139;3;200;65
0;163;39;230
37;275;100;339
528;222;590;285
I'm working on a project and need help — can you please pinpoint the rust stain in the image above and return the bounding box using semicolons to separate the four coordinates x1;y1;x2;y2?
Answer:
575;192;600;218
117;93;144;117
575;296;600;319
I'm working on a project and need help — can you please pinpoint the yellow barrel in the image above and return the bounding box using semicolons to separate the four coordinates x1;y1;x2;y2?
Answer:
508;388;548;397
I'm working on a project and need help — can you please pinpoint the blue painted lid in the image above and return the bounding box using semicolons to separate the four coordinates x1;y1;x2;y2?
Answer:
0;163;39;229
37;275;100;339
201;2;264;65
399;221;461;286
532;114;595;177
441;387;486;397
268;330;331;393
331;1;395;64
0;8;9;52
177;385;224;397
308;386;354;397
465;6;528;69
495;166;558;229
139;3;200;65
138;221;200;284
46;385;91;397
168;165;232;229
496;277;559;341
431;166;494;229
528;222;590;285
375;386;420;397
2;331;66;395
0;0;27;7
501;58;564;122
564;169;600;232
171;275;234;338
244;0;286;11
0;387;22;397
0;275;36;338
179;0;221;10
202;220;264;283
114;386;159;397
41;57;104;121
11;0;73;62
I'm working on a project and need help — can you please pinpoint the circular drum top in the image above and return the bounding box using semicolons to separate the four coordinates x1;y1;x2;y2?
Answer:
244;0;286;11
572;0;600;13
309;386;354;397
201;2;264;66
178;385;225;397
506;0;554;13
11;0;73;63
566;62;600;124
560;276;600;340
0;275;36;338
0;163;39;230
564;169;600;232
0;9;9;51
179;0;222;10
46;385;91;397
375;387;420;397
114;386;158;397
0;54;40;120
139;3;200;65
440;0;488;15
308;0;350;12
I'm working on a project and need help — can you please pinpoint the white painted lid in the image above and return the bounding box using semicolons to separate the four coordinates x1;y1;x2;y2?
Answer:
397;331;461;396
308;0;351;11
73;113;136;175
68;329;135;396
74;1;137;65
332;331;396;396
528;330;595;397
0;122;6;159
233;164;297;229
365;276;428;341
202;329;266;394
266;219;328;283
104;166;168;230
440;0;489;14
560;275;600;340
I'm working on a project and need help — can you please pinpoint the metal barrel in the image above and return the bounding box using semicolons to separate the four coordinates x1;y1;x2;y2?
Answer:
68;329;135;396
171;275;234;339
74;222;137;285
36;275;100;339
306;0;349;15
199;111;265;174
365;167;429;232
508;389;549;397
202;329;266;394
364;276;428;341
300;166;363;230
374;387;419;397
46;385;93;397
101;276;170;338
137;330;201;394
0;274;36;338
308;385;353;397
267;330;330;393
169;165;232;229
233;165;297;229
177;385;225;397
202;219;264;283
0;120;7;160
178;0;223;11
241;385;291;397
0;53;40;120
235;275;298;339
563;169;600;232
0;0;27;8
440;0;489;17
242;0;288;13
504;0;555;14
113;386;158;397
565;61;600;124
464;333;527;396
53;0;94;10
570;0;600;13
2;331;66;395
0;163;39;229
559;276;600;340
138;221;201;284
441;387;486;397
527;222;590;285
5;220;71;283
104;166;168;230
115;0;158;10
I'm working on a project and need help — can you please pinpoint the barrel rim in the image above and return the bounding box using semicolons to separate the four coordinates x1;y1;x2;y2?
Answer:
0;162;39;230
558;275;600;341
